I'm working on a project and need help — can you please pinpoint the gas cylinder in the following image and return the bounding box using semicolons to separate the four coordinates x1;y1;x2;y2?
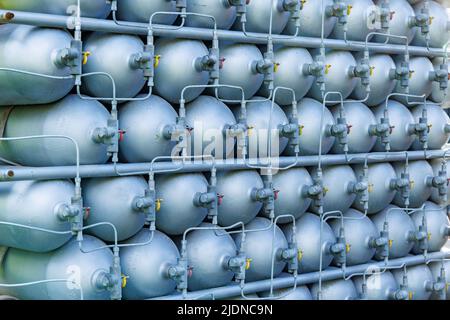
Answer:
392;56;434;104
331;0;376;41
118;95;178;163
0;25;75;106
178;223;237;291
120;229;180;299
210;43;264;102
352;163;397;214
373;0;417;44
82;176;149;242
0;236;115;300
283;0;336;38
429;260;450;300
310;277;358;300
309;165;358;215
410;102;450;150
0;0;111;18
233;217;288;282
154;38;211;104
216;170;264;227
185;95;237;159
351;54;397;107
186;0;237;30
155;173;209;236
282;213;337;273
429;158;450;206
259;273;313;300
392;160;434;208
233;97;289;157
259;46;315;106
116;0;177;25
330;101;377;154
429;57;450;104
0;94;111;166
329;209;379;266
371;205;416;259
0;180;74;252
284;98;336;156
412;1;450;48
81;32;147;100
392;264;434;300
267;168;313;222
308;50;359;102
231;0;291;34
372;100;416;152
354;271;407;300
410;201;450;254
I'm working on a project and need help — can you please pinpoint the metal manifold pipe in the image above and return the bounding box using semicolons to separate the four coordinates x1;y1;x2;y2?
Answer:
0;10;446;58
152;251;450;300
0;150;447;181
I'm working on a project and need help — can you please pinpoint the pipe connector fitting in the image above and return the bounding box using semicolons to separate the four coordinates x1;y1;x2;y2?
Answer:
408;226;429;252
195;54;218;73
326;0;349;25
54;40;82;75
94;270;115;291
371;113;393;151
331;228;347;267
91;127;117;145
379;2;395;31
227;254;247;282
390;173;411;207
409;5;431;37
349;63;371;87
390;289;409;300
132;195;153;212
281;244;299;273
193;192;217;208
429;63;449;91
326;117;350;153
55;202;81;221
390;62;411;88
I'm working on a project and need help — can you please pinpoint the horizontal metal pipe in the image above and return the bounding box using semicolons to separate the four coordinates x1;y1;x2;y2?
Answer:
0;10;446;57
0;150;446;181
152;251;450;300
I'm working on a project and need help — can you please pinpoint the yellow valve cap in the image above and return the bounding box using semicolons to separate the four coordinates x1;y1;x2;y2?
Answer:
410;180;415;190
368;183;374;193
325;64;332;75
247;126;254;137
298;250;303;261
347;5;353;16
245;258;252;270
82;51;91;65
299;125;305;136
409;70;415;79
370;66;375;76
429;16;435;25
346;244;351;253
408;291;413;300
121;274;128;288
427;232;432;241
274;63;280;73
323;187;329;195
388;239;393;248
300;0;307;9
154;55;161;68
156;199;163;212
